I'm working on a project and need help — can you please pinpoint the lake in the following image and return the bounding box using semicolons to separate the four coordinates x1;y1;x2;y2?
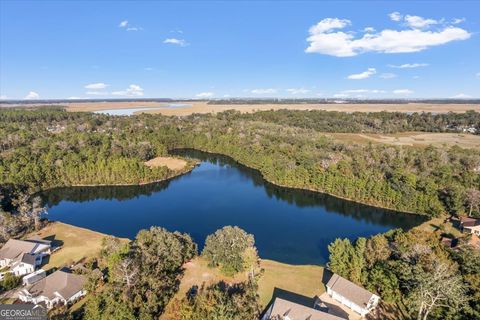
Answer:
41;150;425;265
93;103;190;116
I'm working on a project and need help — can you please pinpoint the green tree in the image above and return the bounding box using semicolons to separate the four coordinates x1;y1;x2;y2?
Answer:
202;226;256;276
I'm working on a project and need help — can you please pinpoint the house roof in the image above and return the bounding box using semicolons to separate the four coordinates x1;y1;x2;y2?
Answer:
268;297;346;320
20;253;37;265
326;274;377;309
0;239;38;260
26;236;52;246
25;270;85;301
460;216;480;227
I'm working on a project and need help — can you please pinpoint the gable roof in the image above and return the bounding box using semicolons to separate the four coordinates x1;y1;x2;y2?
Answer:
0;239;38;260
26;236;52;246
269;297;346;320
460;216;480;227
25;270;85;301
326;274;377;309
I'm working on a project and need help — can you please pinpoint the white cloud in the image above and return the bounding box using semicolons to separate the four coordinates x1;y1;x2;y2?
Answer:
364;27;376;33
413;75;420;79
404;15;438;29
476;72;480;79
388;63;428;68
286;88;310;94
163;38;189;47
452;18;466;24
251;88;277;94
0;95;8;100
333;93;348;98
347;68;376;80
119;20;142;31
309;18;351;34
111;84;144;97
379;73;397;79
305;16;470;57
196;92;214;98
67;97;85;100
393;89;414;95
450;93;471;99
389;12;402;22
144;67;153;71
24;91;40;100
84;82;108;90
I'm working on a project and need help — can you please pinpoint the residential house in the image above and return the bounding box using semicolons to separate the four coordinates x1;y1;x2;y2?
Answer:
459;216;480;236
262;297;346;320
0;238;51;279
23;269;47;286
326;274;380;317
18;269;86;309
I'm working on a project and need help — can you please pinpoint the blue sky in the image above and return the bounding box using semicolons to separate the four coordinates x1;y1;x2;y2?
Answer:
0;1;479;100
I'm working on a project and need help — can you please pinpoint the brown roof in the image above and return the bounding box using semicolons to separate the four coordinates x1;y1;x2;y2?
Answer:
0;239;38;260
460;216;480;227
326;274;376;308
25;270;85;300
269;298;346;320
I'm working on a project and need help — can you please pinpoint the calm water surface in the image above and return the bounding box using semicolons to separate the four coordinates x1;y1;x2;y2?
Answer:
93;104;190;116
41;150;425;264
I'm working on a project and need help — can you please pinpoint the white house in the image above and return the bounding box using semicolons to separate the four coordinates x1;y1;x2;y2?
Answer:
459;216;480;236
0;238;51;269
262;297;346;320
0;238;51;280
326;274;380;317
18;270;86;309
23;269;47;286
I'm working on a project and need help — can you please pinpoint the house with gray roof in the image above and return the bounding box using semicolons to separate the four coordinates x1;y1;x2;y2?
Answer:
18;269;86;309
0;238;51;279
262;297;346;320
326;274;380;317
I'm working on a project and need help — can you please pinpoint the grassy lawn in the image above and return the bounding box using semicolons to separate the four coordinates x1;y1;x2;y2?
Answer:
258;259;325;307
176;256;248;299
28;222;113;271
414;215;463;238
170;256;325;309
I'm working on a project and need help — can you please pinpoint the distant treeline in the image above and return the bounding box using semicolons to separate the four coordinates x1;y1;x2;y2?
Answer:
208;98;480;104
237;109;480;133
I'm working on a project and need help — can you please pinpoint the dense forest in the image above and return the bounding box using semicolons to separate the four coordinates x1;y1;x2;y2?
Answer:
1;107;479;217
328;228;480;319
1;107;480;319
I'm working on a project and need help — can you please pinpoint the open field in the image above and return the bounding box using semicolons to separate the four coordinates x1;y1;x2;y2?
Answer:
29;222;113;270
257;259;325;307
329;132;480;149
40;101;480;115
169;256;325;309
144;156;187;170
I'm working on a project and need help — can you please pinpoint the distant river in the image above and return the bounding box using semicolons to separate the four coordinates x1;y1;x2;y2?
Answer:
93;104;190;116
40;150;425;265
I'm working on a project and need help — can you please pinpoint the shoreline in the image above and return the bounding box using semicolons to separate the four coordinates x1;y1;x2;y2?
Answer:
37;159;198;192
177;148;425;217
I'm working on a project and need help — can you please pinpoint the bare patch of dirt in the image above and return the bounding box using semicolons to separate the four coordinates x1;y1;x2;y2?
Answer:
144;156;187;170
